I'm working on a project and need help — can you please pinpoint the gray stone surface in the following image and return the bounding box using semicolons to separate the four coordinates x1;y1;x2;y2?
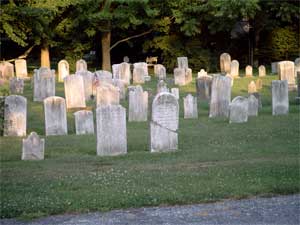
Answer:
9;77;24;94
248;94;259;116
277;61;296;89
150;92;179;153
96;82;120;107
112;79;126;100
0;61;14;79
177;56;188;69
94;70;113;84
3;95;27;136
74;110;94;135
134;62;149;76
22;132;45;160
15;59;28;78
196;75;212;100
33;67;55;102
174;68;186;86
271;62;278;74
76;59;87;72
133;67;145;84
230;60;239;77
245;65;252;77
96;105;127;156
183;94;198;119
248;81;257;94
154;64;166;80
209;75;232;118
58;60;69;82
44;96;68;136
229;96;249;123
272;80;289;115
128;85;148;122
250;92;262;109
76;70;94;100
112;62;131;85
171;88;179;100
258;65;266;77
64;74;86;109
157;80;169;93
220;52;231;73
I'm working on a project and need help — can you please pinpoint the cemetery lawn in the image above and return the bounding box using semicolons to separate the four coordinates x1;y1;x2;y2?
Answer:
0;73;299;219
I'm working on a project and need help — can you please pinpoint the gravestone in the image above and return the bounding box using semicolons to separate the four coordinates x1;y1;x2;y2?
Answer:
0;61;14;79
76;70;94;100
133;67;145;84
209;75;232;118
94;70;113;84
22;132;45;160
76;59;87;72
134;62;149;76
15;59;28;78
250;92;262;109
74;110;94;135
33;67;55;101
258;65;266;77
3;95;27;136
128;85;148;121
123;56;129;63
96;105;127;156
183;94;198;119
197;69;207;78
272;80;289;115
157;80;169;93
96;82;120;107
196;75;212;100
175;57;192;85
295;58;300;78
154;64;166;80
248;94;258;116
248;81;257;94
58;60;69;82
64;74;86;109
44;96;68;136
174;68;185;86
277;61;296;90
229;96;248;123
220;53;231;73
112;62;131;85
256;79;263;90
171;88;179;100
112;79;126;100
177;57;188;69
9;77;24;94
230;60;239;77
245;65;253;77
271;62;278;74
150;92;179;152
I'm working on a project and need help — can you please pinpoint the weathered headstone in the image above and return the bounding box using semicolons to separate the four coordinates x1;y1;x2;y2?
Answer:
258;65;266;77
183;94;198;119
15;59;28;78
76;59;87;72
248;81;257;94
171;88;179;100
0;61;14;79
112;79;126;100
134;62;149;76
229;96;248;123
4;95;27;136
230;60;239;77
295;58;300;78
33;67;55;101
133;67;145;84
248;94;258;116
76;70;94;100
58;60;69;82
154;64;166;80
250;92;262;109
277;61;296;90
9;77;24;94
74;110;94;135
44;96;68;136
96;105;127;156
150;92;179;152
64;74;86;109
272;80;289;115
196;75;212;100
256;79;263;90
220;53;231;73
112;62;131;85
157;80;169;93
271;62;278;74
245;65;253;77
209;75;232;118
96;82;120;107
128;85;148;121
94;70;113;84
197;69;207;78
174;68;185;86
22;132;45;160
177;57;188;69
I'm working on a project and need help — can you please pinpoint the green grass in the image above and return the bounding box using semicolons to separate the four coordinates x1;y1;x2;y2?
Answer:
0;72;299;219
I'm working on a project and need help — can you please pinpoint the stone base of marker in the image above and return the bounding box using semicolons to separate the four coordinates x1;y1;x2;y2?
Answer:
22;132;45;160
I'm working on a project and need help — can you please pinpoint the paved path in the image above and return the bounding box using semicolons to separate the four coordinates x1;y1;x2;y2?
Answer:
1;194;299;225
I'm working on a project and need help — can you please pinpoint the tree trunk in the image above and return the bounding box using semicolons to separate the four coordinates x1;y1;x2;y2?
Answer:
41;45;50;68
101;31;111;71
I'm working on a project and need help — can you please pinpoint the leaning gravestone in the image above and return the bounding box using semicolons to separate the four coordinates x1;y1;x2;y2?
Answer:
96;105;127;156
196;75;212;100
9;77;24;94
133;67;145;84
220;53;231;73
128;85;148;122
154;64;166;80
272;80;289;115
22;132;45;160
277;61;296;90
96;83;120;107
230;60;239;77
0;61;14;79
245;65;253;77
33;67;56;101
76;59;87;72
248;94;258;116
76;70;94;100
74;110;94;135
248;81;257;94
64;74;86;109
197;69;207;78
183;94;198;119
258;65;266;77
171;88;179;100
4;95;27;136
44;96;68;136
150;92;179;152
209;75;232;118
15;59;28;78
229;96;248;123
58;60;69;82
157;80;169;93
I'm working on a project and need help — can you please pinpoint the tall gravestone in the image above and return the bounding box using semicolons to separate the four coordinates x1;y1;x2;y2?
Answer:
258;65;266;77
96;105;127;156
112;62;131;85
277;61;296;90
245;65;253;77
9;77;24;94
209;75;232;118
175;57;192;85
96;83;120;107
154;64;166;80
248;94;258;116
230;60;239;77
44;96;68;136
74;110;94;135
15;59;28;78
229;96;248;123
22;132;45;160
4;95;27;136
248;81;257;94
150;92;179;152
0;61;14;79
76;70;94;100
133;67;145;84
76;59;87;72
220;53;231;73
183;94;198;119
33;67;55;101
64;74;86;109
272;80;289;115
196;75;212;100
58;60;69;82
128;85;148;121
